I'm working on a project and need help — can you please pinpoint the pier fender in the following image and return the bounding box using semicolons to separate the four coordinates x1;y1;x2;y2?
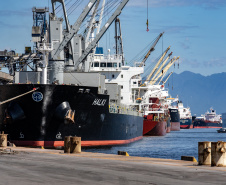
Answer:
4;102;25;124
55;102;75;124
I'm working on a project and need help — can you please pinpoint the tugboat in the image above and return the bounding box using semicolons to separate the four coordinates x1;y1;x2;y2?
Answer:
0;0;144;147
194;108;222;128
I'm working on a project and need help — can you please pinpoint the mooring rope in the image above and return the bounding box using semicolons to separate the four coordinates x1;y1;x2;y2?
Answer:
0;87;39;106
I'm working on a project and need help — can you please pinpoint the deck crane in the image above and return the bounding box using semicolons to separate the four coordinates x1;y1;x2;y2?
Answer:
74;0;129;71
52;0;98;60
150;56;179;85
141;46;170;86
150;51;172;83
139;32;163;67
158;71;173;85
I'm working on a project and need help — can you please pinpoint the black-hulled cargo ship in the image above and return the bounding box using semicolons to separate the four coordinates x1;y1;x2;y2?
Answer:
0;84;143;147
169;108;180;131
193;108;222;128
0;0;144;147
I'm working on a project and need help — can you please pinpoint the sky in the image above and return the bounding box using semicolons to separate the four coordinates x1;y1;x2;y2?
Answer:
0;0;226;76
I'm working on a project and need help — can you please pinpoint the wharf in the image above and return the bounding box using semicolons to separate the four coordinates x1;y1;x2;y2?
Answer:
1;147;226;185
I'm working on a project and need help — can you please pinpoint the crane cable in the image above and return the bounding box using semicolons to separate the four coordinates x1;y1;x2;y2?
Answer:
146;0;149;32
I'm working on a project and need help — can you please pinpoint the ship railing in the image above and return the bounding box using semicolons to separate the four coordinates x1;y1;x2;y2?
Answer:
109;104;141;116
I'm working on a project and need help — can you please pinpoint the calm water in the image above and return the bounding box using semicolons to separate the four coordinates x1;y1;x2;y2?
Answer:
84;128;226;160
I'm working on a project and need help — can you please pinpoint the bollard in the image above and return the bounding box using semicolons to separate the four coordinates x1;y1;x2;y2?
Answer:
0;131;8;147
198;141;211;165
64;136;71;153
70;137;81;153
211;141;226;167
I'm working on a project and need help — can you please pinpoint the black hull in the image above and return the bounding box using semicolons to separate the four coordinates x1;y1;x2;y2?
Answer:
193;119;222;128
0;84;143;147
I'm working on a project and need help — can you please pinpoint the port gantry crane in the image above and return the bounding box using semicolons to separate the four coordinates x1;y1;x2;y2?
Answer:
51;0;130;72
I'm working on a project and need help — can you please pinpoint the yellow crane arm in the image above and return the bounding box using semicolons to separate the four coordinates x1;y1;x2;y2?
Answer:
145;46;171;83
158;71;173;85
150;51;172;83
150;56;179;85
139;32;164;67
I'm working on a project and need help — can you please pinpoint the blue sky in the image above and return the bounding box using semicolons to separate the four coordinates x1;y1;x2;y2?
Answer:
0;0;226;76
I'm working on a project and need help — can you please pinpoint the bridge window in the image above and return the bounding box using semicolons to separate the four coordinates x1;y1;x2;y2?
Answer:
121;74;123;78
100;62;106;67
107;63;112;67
112;74;115;78
94;62;99;67
113;63;117;67
119;63;121;67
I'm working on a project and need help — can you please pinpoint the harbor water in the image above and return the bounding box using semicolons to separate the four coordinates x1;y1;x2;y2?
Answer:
84;128;226;160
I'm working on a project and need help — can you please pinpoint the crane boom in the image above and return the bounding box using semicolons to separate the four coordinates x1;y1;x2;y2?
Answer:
150;51;172;82
52;0;97;60
74;0;129;70
158;71;173;85
139;32;164;67
144;46;171;84
150;56;179;85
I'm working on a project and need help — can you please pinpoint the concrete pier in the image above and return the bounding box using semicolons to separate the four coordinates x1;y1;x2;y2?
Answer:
1;147;226;185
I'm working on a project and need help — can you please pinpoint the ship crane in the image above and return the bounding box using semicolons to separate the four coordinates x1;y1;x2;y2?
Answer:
149;51;172;83
52;0;98;60
150;56;179;85
158;71;173;85
139;32;163;67
141;46;170;86
74;0;129;71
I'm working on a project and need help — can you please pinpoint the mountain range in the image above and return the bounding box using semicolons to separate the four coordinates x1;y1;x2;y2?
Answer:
166;71;226;116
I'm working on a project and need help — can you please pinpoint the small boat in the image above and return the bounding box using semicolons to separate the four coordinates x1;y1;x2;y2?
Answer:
217;128;226;133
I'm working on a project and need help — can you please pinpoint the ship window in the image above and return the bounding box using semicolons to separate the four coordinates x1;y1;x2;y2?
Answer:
94;62;99;67
119;63;121;67
91;63;93;67
121;74;123;78
113;63;117;67
56;28;58;30
112;74;115;78
100;62;106;67
121;86;123;89
121;96;123;100
107;63;112;67
133;81;137;84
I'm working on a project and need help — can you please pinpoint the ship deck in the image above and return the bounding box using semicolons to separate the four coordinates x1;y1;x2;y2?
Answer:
1;147;226;184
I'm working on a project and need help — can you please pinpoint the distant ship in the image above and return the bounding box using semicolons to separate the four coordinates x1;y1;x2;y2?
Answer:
193;108;222;128
178;101;192;129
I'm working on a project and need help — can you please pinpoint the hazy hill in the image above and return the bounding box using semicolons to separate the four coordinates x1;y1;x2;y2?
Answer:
166;71;226;116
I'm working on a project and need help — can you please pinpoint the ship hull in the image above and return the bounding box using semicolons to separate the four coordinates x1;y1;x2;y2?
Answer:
169;108;180;131
193;120;222;128
143;119;167;136
180;118;193;129
166;116;171;133
0;84;143;147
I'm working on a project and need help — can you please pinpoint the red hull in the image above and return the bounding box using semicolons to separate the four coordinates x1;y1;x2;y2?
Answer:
180;125;193;129
171;122;180;131
11;136;143;147
143;120;167;136
166;126;171;133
